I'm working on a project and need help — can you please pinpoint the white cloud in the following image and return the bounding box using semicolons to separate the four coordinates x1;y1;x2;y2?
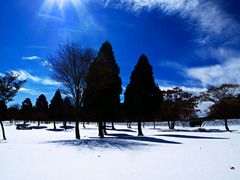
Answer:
13;70;41;82
197;101;214;116
180;86;207;94
19;88;40;96
22;56;41;60
38;13;65;22
12;70;61;86
156;79;206;95
102;0;240;45
186;57;240;86
41;60;52;67
42;79;61;85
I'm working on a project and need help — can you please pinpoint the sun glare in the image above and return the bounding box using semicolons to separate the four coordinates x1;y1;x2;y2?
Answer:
44;0;82;11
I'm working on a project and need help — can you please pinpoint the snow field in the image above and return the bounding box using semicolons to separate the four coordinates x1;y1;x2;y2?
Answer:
0;121;240;180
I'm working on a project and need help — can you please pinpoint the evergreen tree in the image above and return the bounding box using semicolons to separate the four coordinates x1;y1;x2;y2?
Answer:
124;55;163;136
83;41;122;137
35;94;48;126
63;97;73;130
20;98;33;121
49;90;63;129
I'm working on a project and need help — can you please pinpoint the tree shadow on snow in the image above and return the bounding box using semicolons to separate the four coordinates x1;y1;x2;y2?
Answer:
108;128;137;133
157;128;228;133
157;134;228;140
46;138;149;150
59;125;74;129
46;129;65;132
31;126;48;130
106;133;181;144
45;133;181;150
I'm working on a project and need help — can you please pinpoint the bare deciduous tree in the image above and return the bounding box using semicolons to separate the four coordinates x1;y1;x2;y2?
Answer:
47;41;96;139
0;72;26;140
161;87;199;129
200;84;240;131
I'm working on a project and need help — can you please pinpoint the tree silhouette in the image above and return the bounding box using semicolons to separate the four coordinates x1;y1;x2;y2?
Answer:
0;72;26;140
35;94;48;126
0;100;7;140
124;54;163;136
200;84;240;131
20;98;33;122
49;90;63;129
83;41;122;137
47;41;96;139
7;104;20;120
161;87;199;129
63;96;73;130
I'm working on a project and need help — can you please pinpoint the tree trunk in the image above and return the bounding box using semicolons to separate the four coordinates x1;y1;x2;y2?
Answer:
138;120;143;136
38;121;40;127
63;121;67;131
53;121;56;129
0;121;7;140
75;120;80;139
153;121;156;129
98;121;104;138
112;122;116;130
103;121;107;134
83;121;86;129
168;120;175;129
75;96;81;139
224;118;230;132
128;122;132;128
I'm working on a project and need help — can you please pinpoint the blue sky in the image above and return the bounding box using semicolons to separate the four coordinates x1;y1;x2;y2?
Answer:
1;0;240;115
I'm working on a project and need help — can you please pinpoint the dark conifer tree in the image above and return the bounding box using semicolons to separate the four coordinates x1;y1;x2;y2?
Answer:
20;98;33;122
124;54;163;136
35;94;48;126
83;41;122;137
63;97;73;130
49;90;63;129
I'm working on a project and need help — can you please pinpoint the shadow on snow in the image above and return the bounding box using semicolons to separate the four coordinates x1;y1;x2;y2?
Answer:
46;129;65;132
30;126;48;130
45;132;181;150
156;128;228;133
157;134;228;140
106;133;181;144
109;128;137;133
59;125;74;129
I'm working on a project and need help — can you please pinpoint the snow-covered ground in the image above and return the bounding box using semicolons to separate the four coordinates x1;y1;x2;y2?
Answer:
0;121;240;180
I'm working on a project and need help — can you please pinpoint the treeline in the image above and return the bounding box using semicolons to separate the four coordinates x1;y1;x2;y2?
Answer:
1;41;240;140
3;92;74;128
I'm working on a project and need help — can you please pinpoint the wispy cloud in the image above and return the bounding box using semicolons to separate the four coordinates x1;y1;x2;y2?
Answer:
105;0;240;89
13;70;41;82
42;79;61;85
22;56;41;60
12;70;61;86
38;13;65;22
41;60;52;68
156;79;206;95
19;88;41;96
102;0;240;45
185;57;240;86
